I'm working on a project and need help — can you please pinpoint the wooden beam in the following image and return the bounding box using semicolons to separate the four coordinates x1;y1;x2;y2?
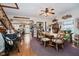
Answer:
12;22;30;24
0;3;19;9
14;16;30;19
0;20;8;29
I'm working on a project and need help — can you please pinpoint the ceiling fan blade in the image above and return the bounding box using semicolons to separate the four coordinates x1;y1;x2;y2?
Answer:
51;8;54;10
51;12;55;14
41;10;45;12
13;16;30;19
40;13;44;15
49;12;55;14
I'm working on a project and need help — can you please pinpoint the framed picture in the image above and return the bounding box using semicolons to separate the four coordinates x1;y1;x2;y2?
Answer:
36;22;44;29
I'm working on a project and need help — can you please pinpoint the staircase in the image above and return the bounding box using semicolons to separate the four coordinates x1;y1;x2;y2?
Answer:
0;4;16;32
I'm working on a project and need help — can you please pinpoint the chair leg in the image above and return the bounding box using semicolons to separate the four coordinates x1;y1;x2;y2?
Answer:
18;48;20;53
56;44;59;52
5;50;9;56
44;41;46;47
61;44;64;49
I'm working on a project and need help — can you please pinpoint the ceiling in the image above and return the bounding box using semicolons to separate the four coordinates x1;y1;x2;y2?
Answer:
2;3;79;21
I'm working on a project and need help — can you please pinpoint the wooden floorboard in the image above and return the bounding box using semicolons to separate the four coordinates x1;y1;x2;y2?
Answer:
9;40;37;56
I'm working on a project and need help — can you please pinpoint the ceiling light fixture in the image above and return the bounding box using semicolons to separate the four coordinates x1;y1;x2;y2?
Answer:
62;14;72;19
40;8;55;17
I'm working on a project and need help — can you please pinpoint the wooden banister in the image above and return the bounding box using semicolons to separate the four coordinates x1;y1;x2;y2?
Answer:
0;4;16;32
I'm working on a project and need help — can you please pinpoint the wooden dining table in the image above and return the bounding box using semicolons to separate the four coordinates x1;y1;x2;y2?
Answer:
41;32;64;52
41;32;54;39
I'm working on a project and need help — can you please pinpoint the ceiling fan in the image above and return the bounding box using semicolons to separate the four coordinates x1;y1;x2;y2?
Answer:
40;8;55;17
13;16;30;19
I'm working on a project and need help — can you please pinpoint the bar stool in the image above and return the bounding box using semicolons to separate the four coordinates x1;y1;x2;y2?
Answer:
41;38;50;47
52;39;64;52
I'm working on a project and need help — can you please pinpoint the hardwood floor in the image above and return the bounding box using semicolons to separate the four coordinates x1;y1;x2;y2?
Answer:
9;40;37;56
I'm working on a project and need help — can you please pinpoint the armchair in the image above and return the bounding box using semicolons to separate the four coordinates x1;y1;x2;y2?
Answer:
2;33;20;55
